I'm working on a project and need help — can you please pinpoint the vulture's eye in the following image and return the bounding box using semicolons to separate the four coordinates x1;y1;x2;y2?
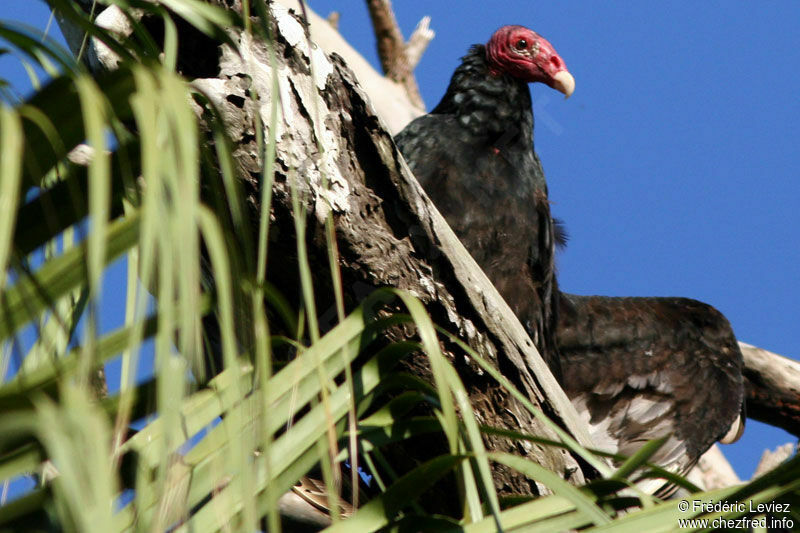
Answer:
515;39;528;50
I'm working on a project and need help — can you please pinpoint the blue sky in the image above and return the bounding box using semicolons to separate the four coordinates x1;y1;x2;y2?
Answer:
1;1;797;482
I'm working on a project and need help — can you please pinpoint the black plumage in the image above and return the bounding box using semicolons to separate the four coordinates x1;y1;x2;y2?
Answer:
395;26;573;377
558;293;744;479
395;25;745;483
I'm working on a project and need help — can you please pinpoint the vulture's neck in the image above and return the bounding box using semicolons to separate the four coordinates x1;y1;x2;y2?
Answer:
431;44;535;147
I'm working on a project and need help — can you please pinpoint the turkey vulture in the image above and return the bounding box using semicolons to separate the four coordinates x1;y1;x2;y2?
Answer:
395;25;574;378
395;25;745;483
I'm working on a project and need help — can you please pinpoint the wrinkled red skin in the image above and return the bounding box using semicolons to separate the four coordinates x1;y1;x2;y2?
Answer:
485;25;569;88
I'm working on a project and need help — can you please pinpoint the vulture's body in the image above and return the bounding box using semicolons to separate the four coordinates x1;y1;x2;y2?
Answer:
395;30;570;377
395;25;745;484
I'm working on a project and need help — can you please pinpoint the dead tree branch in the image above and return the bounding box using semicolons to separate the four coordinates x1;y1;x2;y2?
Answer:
325;11;339;31
364;0;427;109
405;16;434;71
753;443;798;478
741;342;800;436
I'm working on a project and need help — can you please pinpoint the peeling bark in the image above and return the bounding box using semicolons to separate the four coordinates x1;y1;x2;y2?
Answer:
277;0;426;135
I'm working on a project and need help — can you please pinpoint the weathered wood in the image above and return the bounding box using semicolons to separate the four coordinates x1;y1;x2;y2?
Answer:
405;16;435;71
364;0;425;108
753;442;797;478
277;0;425;135
740;342;800;436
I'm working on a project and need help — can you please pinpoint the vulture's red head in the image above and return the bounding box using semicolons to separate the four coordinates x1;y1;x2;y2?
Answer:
486;25;575;98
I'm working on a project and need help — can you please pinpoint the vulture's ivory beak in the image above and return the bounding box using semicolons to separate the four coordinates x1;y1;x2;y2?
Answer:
553;70;576;99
